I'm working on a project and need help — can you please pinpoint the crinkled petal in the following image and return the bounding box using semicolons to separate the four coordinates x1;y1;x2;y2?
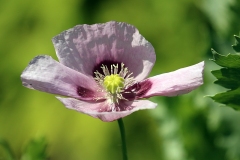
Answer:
56;97;157;122
21;55;103;100
138;61;204;98
52;21;155;81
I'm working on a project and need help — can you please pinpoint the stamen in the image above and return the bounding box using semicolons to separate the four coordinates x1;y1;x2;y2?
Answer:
113;64;118;74
101;65;110;76
119;63;124;77
93;62;136;109
111;65;113;74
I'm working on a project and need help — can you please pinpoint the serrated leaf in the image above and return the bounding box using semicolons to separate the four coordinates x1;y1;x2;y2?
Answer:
211;68;240;80
210;34;240;109
211;68;240;89
211;88;240;110
232;35;240;52
211;49;240;68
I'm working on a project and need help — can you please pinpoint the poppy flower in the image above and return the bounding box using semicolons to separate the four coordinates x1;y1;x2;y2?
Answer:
21;21;204;122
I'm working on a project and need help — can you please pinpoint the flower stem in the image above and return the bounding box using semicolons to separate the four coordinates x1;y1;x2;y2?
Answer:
117;118;128;160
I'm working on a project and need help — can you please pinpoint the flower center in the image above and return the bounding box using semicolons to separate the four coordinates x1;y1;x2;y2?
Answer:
103;74;124;94
94;63;135;104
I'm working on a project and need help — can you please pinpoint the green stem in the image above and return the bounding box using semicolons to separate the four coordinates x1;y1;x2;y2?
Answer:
117;118;128;160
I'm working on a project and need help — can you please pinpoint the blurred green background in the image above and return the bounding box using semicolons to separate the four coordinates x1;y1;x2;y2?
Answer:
1;0;240;159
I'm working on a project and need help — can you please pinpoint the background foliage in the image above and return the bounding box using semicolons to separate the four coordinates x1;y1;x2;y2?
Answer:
1;0;240;159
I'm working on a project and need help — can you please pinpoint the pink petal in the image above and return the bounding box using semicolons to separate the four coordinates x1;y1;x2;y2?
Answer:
138;61;204;98
21;55;103;100
52;21;155;81
56;97;157;122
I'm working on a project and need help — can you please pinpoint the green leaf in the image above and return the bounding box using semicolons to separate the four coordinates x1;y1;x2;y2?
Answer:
232;35;240;52
20;137;48;160
211;68;240;89
211;49;240;68
211;88;240;110
210;34;240;109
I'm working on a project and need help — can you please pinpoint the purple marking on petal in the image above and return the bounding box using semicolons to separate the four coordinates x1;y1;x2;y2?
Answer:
96;101;134;112
113;100;134;111
125;80;152;98
92;60;122;76
122;92;136;101
77;86;95;98
135;80;152;98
